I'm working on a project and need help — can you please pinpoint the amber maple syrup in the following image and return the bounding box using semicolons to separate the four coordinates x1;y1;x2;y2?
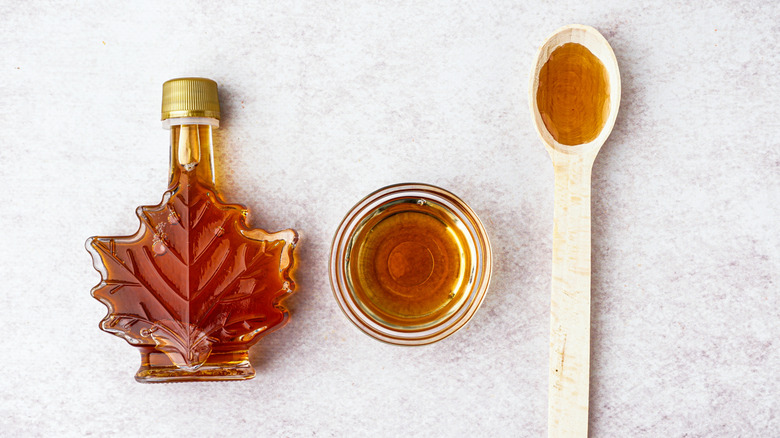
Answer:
536;42;610;146
346;200;471;329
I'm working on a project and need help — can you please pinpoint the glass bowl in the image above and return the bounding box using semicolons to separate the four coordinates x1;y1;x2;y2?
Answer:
329;183;492;345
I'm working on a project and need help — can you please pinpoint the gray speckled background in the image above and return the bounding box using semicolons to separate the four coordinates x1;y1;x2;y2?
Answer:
0;1;777;436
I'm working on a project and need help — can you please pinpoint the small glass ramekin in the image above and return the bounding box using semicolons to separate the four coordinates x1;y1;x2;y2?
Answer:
329;183;492;345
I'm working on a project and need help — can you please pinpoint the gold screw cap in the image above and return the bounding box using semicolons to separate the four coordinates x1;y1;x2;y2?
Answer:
161;77;220;120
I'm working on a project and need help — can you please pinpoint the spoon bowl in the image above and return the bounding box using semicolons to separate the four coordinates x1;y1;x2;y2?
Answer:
529;24;621;438
530;24;621;157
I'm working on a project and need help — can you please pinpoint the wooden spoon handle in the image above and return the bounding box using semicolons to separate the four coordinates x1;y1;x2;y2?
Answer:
548;152;594;438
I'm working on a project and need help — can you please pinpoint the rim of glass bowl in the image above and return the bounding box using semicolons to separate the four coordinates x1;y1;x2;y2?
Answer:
329;183;492;346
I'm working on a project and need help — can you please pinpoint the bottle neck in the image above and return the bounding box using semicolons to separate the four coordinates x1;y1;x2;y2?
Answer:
167;121;217;190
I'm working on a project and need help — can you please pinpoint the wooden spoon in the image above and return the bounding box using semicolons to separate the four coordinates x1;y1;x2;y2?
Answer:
529;24;621;437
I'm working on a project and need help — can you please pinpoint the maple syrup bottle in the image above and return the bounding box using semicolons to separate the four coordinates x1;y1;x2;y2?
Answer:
87;78;299;382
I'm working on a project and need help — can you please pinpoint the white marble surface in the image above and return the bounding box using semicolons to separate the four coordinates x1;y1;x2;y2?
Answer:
1;1;777;436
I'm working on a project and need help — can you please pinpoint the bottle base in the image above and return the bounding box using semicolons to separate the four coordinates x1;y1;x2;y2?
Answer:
134;348;255;383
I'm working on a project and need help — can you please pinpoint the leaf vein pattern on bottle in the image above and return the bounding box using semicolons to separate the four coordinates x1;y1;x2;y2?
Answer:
87;170;297;371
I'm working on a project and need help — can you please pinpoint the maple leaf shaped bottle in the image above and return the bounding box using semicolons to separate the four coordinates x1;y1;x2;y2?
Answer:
87;78;299;382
